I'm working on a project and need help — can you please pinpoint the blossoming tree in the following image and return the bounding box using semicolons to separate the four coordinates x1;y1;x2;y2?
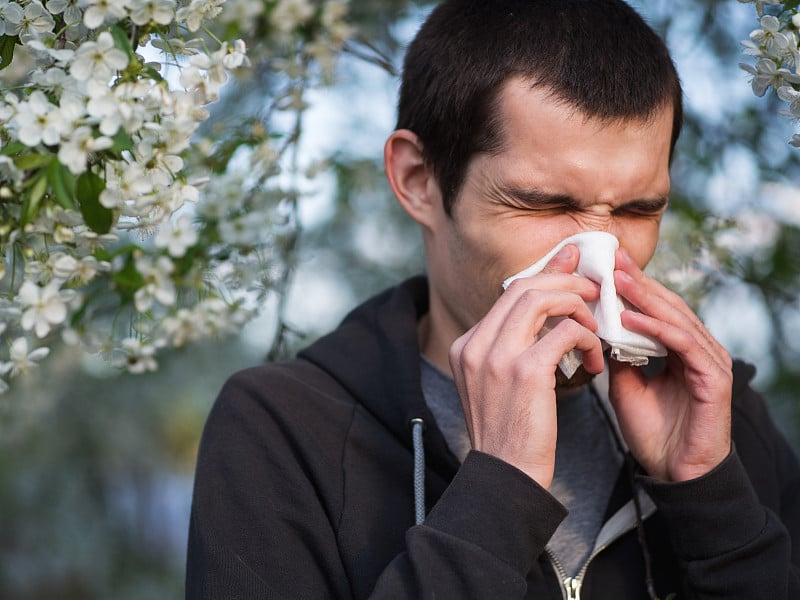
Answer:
0;0;353;392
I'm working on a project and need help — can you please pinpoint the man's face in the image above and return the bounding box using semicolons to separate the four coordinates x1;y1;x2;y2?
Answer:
425;77;674;346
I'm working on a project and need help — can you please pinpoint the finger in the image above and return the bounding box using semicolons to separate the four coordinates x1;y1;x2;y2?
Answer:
450;290;600;387
540;244;580;275
476;275;599;354
488;289;599;360
506;272;600;302
520;317;605;375
614;248;722;353
614;248;706;332
448;329;478;437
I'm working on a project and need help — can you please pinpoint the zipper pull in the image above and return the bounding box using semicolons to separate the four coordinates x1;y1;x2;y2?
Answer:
563;577;582;600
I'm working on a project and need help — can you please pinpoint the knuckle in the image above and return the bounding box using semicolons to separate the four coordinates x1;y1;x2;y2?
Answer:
505;278;528;295
516;288;541;309
554;316;582;338
509;356;536;380
459;345;483;374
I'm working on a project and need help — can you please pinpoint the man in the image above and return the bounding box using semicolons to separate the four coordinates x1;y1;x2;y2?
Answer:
186;1;800;598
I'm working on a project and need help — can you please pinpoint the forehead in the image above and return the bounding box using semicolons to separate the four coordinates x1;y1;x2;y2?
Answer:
480;78;673;197
493;76;673;147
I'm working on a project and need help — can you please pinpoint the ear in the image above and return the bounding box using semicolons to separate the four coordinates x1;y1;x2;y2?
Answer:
384;129;441;227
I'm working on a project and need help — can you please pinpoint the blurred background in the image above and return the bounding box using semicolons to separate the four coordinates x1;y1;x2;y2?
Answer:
2;0;800;597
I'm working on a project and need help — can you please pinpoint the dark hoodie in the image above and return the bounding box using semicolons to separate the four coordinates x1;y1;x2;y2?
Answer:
186;276;800;599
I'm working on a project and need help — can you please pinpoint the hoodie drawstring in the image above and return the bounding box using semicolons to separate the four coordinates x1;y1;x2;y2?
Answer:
410;418;426;525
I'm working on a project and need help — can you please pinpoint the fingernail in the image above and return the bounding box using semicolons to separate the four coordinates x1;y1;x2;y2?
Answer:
616;270;633;283
556;245;574;260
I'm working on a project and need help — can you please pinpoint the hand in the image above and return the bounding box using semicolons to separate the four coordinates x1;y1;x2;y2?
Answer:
609;247;733;482
448;245;605;488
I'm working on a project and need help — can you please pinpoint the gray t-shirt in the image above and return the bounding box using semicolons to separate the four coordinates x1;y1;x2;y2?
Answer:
419;356;623;577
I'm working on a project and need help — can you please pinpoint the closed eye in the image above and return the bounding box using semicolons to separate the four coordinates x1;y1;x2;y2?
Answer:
613;197;669;216
498;184;668;217
499;186;582;211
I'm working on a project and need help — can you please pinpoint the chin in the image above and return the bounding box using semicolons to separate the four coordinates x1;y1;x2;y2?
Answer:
555;365;597;389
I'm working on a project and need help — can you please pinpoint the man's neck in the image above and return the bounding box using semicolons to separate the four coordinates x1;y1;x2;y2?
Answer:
417;312;454;377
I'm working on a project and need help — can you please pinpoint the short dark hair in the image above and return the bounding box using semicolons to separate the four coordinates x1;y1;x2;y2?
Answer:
396;0;683;214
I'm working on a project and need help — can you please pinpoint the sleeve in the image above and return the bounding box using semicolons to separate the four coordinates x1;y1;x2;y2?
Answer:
369;451;567;598
185;372;568;600
638;445;800;599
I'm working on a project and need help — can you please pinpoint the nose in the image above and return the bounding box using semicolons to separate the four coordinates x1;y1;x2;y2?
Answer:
573;206;615;234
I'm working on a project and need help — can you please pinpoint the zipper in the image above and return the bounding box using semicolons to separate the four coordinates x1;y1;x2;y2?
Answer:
545;547;581;600
564;577;582;600
544;527;628;600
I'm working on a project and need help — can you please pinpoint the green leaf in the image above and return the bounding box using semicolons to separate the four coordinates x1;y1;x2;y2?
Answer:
110;24;135;60
0;35;18;71
112;254;145;302
47;159;76;210
76;171;113;234
93;243;141;263
14;153;53;170
784;0;800;13
0;141;26;157
110;129;134;153
142;67;164;82
20;172;48;225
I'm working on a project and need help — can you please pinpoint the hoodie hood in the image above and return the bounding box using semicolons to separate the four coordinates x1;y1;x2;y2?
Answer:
298;276;461;479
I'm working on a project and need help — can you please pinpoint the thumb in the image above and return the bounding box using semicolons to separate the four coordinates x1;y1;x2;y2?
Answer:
540;244;579;275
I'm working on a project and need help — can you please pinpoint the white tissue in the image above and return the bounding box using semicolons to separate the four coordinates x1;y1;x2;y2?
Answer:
502;231;667;378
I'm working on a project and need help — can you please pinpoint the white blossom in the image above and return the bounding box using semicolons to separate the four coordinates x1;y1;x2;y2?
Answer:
176;0;225;32
75;255;109;282
0;337;50;378
0;0;23;36
111;81;151;133
0;0;346;389
70;31;129;83
13;91;67;147
31;67;86;103
100;163;154;209
750;15;793;58
18;1;56;42
135;142;183;187
271;0;314;33
220;0;263;32
321;0;353;46
134;255;176;312
117;337;158;373
217;39;250;70
18;280;69;339
79;0;130;29
777;85;800;118
49;253;81;280
154;214;199;257
740;58;800;97
46;0;83;25
160;308;197;346
179;53;227;103
24;40;76;68
87;89;124;136
129;0;176;26
58;126;113;174
0;156;22;187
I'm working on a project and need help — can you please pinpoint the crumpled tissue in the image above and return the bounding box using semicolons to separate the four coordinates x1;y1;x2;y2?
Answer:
502;231;667;378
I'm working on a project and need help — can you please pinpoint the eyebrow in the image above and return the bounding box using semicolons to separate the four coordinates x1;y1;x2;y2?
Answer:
500;185;669;213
